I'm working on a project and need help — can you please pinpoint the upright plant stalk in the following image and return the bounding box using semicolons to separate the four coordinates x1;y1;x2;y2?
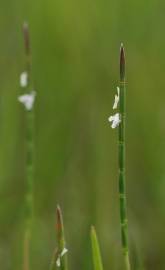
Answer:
118;44;131;270
50;206;68;270
22;22;34;270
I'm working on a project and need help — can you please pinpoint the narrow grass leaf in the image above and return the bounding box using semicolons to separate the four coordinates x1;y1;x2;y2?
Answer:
91;226;104;270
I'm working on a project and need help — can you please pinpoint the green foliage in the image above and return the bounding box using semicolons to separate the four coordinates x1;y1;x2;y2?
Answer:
1;1;165;269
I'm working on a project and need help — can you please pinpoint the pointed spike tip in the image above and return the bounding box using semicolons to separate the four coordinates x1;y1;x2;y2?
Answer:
91;226;97;240
56;205;63;232
120;42;124;49
56;205;61;222
22;21;30;56
23;21;29;31
120;43;125;80
56;204;61;212
90;225;104;270
91;225;95;233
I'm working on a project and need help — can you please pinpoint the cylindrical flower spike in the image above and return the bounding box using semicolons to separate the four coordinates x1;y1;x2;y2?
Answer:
118;44;131;270
120;43;125;82
23;22;31;58
22;22;32;80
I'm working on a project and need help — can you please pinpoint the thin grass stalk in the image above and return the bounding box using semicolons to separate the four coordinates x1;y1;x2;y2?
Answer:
49;248;58;270
22;22;34;270
118;44;131;270
50;206;68;270
90;226;103;270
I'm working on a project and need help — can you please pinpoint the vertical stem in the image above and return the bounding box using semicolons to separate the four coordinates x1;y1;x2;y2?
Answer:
23;22;31;84
118;44;131;270
22;22;34;270
23;229;30;270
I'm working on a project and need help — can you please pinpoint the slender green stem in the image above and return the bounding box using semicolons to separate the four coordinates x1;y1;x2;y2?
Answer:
49;248;58;270
23;22;32;84
118;44;131;270
22;22;34;270
23;229;30;270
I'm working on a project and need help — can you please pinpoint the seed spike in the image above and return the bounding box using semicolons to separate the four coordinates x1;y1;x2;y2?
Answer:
22;22;31;57
120;43;125;81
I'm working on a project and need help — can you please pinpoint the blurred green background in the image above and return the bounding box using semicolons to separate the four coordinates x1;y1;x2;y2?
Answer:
1;0;165;269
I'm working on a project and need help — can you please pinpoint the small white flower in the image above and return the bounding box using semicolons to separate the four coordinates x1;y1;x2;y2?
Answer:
108;113;121;128
113;87;120;109
20;71;28;87
56;248;68;267
61;248;68;257
18;91;36;111
56;257;61;267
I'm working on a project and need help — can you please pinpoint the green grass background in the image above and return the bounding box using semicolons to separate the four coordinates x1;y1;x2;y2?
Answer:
1;0;165;269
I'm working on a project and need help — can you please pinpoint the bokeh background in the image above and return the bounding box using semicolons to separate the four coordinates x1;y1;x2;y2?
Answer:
1;0;165;269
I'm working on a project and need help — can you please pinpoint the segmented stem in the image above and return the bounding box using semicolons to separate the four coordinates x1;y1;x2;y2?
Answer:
22;22;34;270
118;44;131;270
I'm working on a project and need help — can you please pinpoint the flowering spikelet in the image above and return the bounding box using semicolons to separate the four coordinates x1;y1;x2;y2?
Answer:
18;91;36;111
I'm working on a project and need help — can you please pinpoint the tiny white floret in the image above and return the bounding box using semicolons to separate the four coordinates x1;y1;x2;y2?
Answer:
56;248;68;267
20;71;28;87
61;248;68;257
113;87;120;109
18;91;36;111
56;257;61;267
108;113;121;129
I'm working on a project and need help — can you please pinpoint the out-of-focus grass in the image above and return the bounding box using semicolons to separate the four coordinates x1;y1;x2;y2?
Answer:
1;0;165;269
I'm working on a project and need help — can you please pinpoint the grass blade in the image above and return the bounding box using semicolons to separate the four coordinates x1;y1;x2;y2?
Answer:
90;226;103;270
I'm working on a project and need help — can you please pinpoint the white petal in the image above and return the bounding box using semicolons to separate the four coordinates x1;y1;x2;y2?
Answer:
56;257;61;267
61;248;68;257
113;95;119;109
18;91;36;111
108;116;113;122
56;248;68;267
108;113;121;129
117;87;120;95
20;71;28;87
113;87;120;109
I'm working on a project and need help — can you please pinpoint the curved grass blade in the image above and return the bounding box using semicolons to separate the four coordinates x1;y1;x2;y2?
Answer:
90;226;104;270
